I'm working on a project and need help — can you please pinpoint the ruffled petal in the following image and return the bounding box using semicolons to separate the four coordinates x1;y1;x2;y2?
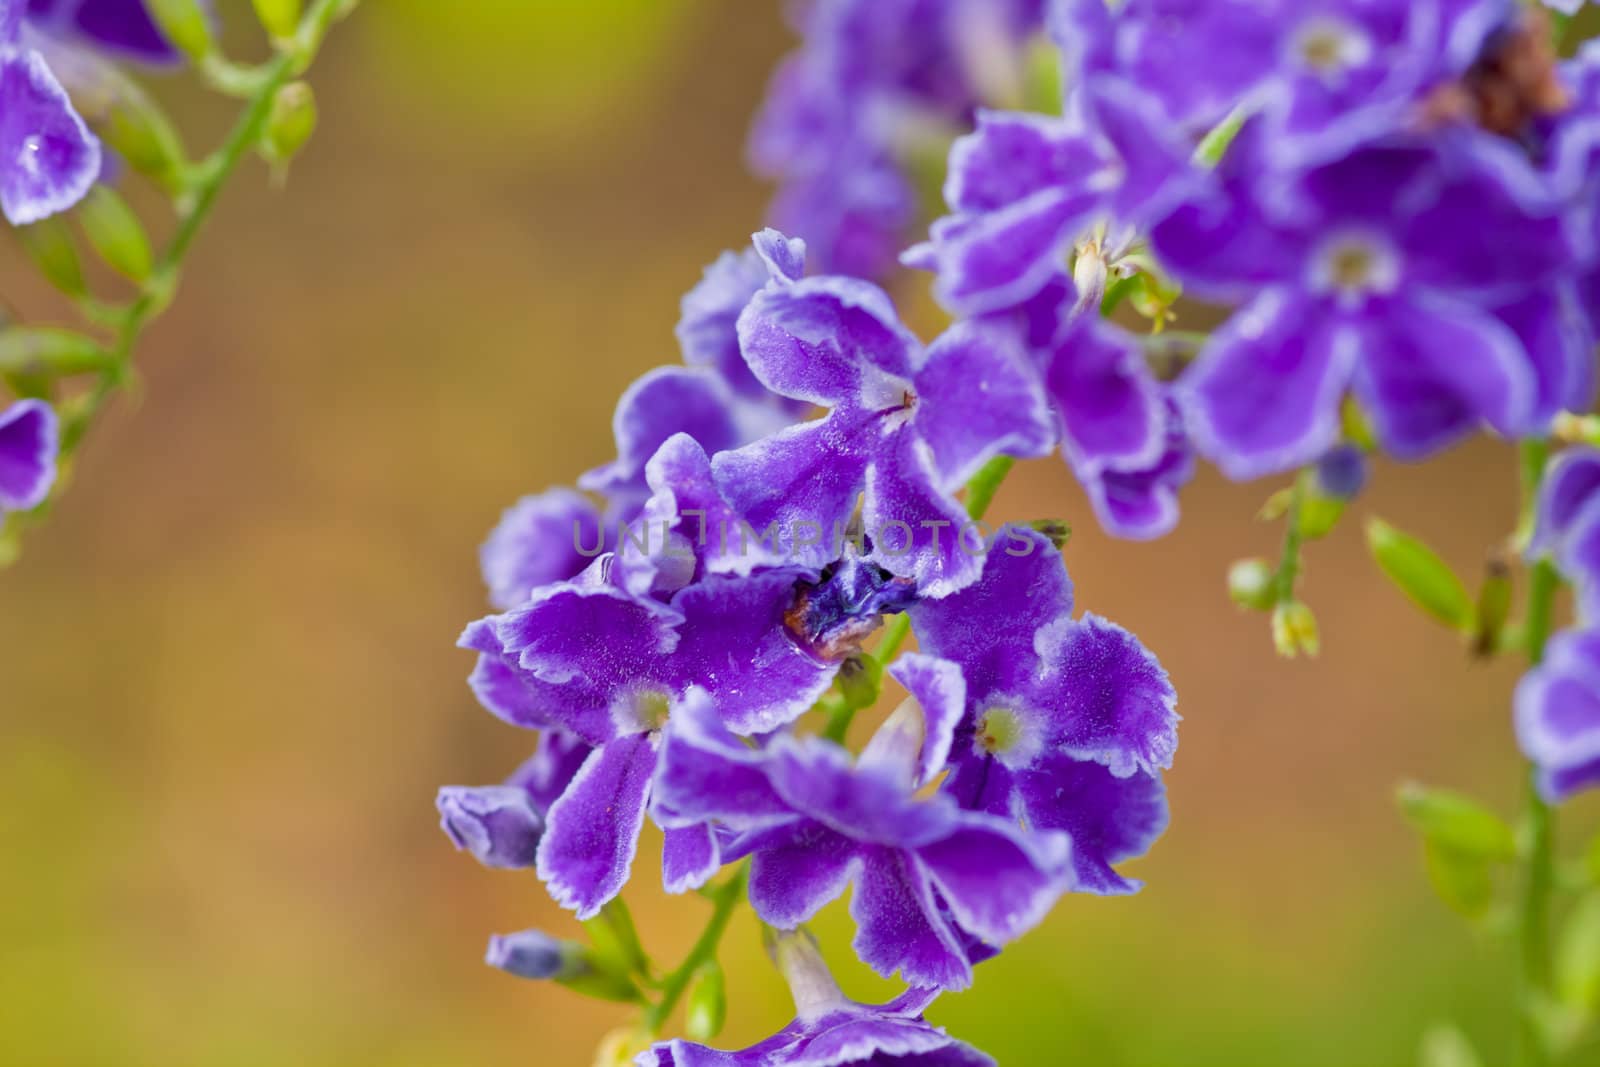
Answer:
536;733;659;918
1034;613;1179;777
1178;290;1355;480
1015;756;1168;895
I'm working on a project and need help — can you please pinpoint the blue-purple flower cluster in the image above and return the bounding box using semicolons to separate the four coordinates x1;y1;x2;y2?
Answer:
442;228;1179;1061
908;0;1600;500
443;0;1600;1060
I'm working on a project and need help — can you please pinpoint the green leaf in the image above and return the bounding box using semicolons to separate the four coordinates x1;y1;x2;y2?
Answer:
1418;1023;1482;1067
76;187;153;284
0;328;112;376
1423;840;1495;919
1557;891;1600;1013
1366;518;1474;630
684;960;726;1042
1397;783;1516;860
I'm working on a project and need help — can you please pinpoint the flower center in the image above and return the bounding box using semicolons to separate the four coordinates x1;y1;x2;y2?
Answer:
976;706;1024;756
1293;17;1372;78
1311;233;1400;301
613;687;673;734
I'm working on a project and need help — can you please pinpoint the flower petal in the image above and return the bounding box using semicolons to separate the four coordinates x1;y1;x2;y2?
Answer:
535;733;659;918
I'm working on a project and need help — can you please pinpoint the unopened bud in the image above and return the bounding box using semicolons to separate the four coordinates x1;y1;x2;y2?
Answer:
263;82;318;169
75;186;152;284
251;0;302;40
436;785;544;869
143;0;214;60
1227;558;1275;612
17;218;87;297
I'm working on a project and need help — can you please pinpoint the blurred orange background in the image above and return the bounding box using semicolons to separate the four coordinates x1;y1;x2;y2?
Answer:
2;2;1596;1064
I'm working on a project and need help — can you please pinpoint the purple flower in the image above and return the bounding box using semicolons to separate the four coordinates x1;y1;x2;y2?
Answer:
713;239;1055;595
26;0;195;65
460;541;921;915
905;84;1193;318
751;0;1046;279
0;1;99;225
979;273;1191;540
1516;627;1600;802
436;730;592;870
1060;0;1510;159
909;527;1177;894
655;689;1072;990
1154;127;1580;479
638;932;992;1066
0;398;59;512
480;488;602;610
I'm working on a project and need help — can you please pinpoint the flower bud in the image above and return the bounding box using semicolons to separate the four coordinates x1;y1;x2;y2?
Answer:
262;82;318;169
1314;445;1369;500
485;929;572;980
251;0;302;40
685;960;727;1041
75;186;153;284
486;930;642;1002
143;0;214;61
1227;558;1275;612
436;785;543;868
17;218;87;298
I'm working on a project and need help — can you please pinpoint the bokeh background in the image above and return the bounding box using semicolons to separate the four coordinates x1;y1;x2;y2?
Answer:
3;2;1598;1064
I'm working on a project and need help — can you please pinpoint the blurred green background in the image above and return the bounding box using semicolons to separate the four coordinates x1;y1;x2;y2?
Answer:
2;2;1597;1064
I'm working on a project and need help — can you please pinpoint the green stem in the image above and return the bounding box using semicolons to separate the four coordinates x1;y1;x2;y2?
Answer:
963;455;1014;522
60;0;355;454
1274;473;1308;606
641;863;748;1038
1515;438;1559;1067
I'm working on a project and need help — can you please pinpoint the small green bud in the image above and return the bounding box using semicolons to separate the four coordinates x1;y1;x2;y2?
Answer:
685;960;727;1041
1366;518;1474;631
1396;783;1516;860
1557;891;1600;1013
1227;558;1276;612
1297;494;1346;541
251;0;302;39
16;217;87;298
75;186;153;284
0;328;112;376
262;82;318;170
1470;556;1513;659
143;0;214;60
100;82;187;192
1026;518;1072;549
1272;601;1319;658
